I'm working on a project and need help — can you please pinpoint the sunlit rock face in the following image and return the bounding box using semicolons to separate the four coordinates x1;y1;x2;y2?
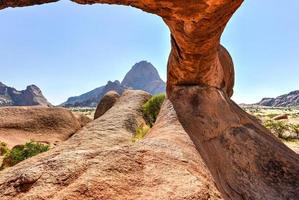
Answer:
1;0;299;200
72;0;240;97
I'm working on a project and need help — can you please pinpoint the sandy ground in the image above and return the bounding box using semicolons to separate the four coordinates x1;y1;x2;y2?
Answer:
69;107;95;119
0;130;66;148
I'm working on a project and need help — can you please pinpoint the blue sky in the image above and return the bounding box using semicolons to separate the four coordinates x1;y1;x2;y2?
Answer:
0;0;298;105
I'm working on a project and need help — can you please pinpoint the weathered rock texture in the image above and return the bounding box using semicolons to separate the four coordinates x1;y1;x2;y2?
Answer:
94;90;120;119
170;86;299;199
1;0;299;199
0;107;88;147
0;91;223;200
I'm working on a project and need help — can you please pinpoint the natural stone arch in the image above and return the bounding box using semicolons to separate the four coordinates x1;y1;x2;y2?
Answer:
0;0;239;95
1;1;298;200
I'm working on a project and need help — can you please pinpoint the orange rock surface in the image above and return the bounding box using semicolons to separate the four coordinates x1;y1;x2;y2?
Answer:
0;0;299;199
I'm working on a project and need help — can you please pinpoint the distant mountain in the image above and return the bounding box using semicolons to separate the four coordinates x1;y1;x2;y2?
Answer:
61;61;166;107
257;90;299;107
61;80;126;107
0;82;51;107
121;61;166;94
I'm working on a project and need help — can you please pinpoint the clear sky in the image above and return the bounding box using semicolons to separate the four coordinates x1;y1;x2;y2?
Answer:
0;0;298;105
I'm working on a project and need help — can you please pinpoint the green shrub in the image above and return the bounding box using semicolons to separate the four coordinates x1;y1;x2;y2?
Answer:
263;120;299;141
1;141;49;169
292;124;299;134
132;124;150;143
0;142;9;156
263;120;290;139
142;93;166;127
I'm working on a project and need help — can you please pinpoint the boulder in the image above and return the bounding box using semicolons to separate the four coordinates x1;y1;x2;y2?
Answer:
273;114;289;121
169;85;299;200
73;113;92;127
0;91;223;200
94;91;120;119
0;106;84;147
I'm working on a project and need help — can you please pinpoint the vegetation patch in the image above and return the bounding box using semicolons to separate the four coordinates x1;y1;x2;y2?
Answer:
1;141;49;169
132;124;150;143
131;94;166;143
263;120;299;141
0;142;9;156
142;93;166;127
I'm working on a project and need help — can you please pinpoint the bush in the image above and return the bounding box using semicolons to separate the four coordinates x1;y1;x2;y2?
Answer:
132;124;150;143
263;120;289;139
263;120;299;140
0;142;9;156
1;141;49;169
142;93;166;127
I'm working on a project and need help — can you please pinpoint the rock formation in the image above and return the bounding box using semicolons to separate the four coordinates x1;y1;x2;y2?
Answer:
0;82;51;107
257;90;299;107
62;80;126;107
62;61;165;107
0;106;89;147
94;91;120;119
0;91;223;200
1;0;299;199
121;61;166;94
169;86;299;199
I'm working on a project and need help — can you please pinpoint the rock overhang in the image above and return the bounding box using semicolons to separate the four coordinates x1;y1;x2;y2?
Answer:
0;0;243;98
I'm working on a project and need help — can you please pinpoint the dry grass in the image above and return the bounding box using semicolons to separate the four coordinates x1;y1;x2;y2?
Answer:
242;105;299;153
69;107;95;119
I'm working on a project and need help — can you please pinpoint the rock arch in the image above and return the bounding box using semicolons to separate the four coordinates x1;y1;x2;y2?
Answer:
1;1;298;199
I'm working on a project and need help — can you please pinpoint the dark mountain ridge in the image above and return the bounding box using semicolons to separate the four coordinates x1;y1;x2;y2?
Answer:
257;90;299;107
0;82;51;107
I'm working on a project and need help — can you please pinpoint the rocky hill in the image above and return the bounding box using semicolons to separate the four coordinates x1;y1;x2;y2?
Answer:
61;61;166;107
0;91;222;200
0;82;51;107
257;90;299;107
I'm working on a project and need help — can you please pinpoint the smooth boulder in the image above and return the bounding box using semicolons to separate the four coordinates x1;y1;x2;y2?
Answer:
0;106;88;147
94;91;120;120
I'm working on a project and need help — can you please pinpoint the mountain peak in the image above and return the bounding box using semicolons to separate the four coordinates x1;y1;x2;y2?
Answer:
26;84;42;92
62;61;166;107
121;61;165;94
128;61;159;77
0;83;51;107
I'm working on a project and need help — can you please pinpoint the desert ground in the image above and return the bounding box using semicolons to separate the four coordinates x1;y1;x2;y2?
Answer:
241;105;299;153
